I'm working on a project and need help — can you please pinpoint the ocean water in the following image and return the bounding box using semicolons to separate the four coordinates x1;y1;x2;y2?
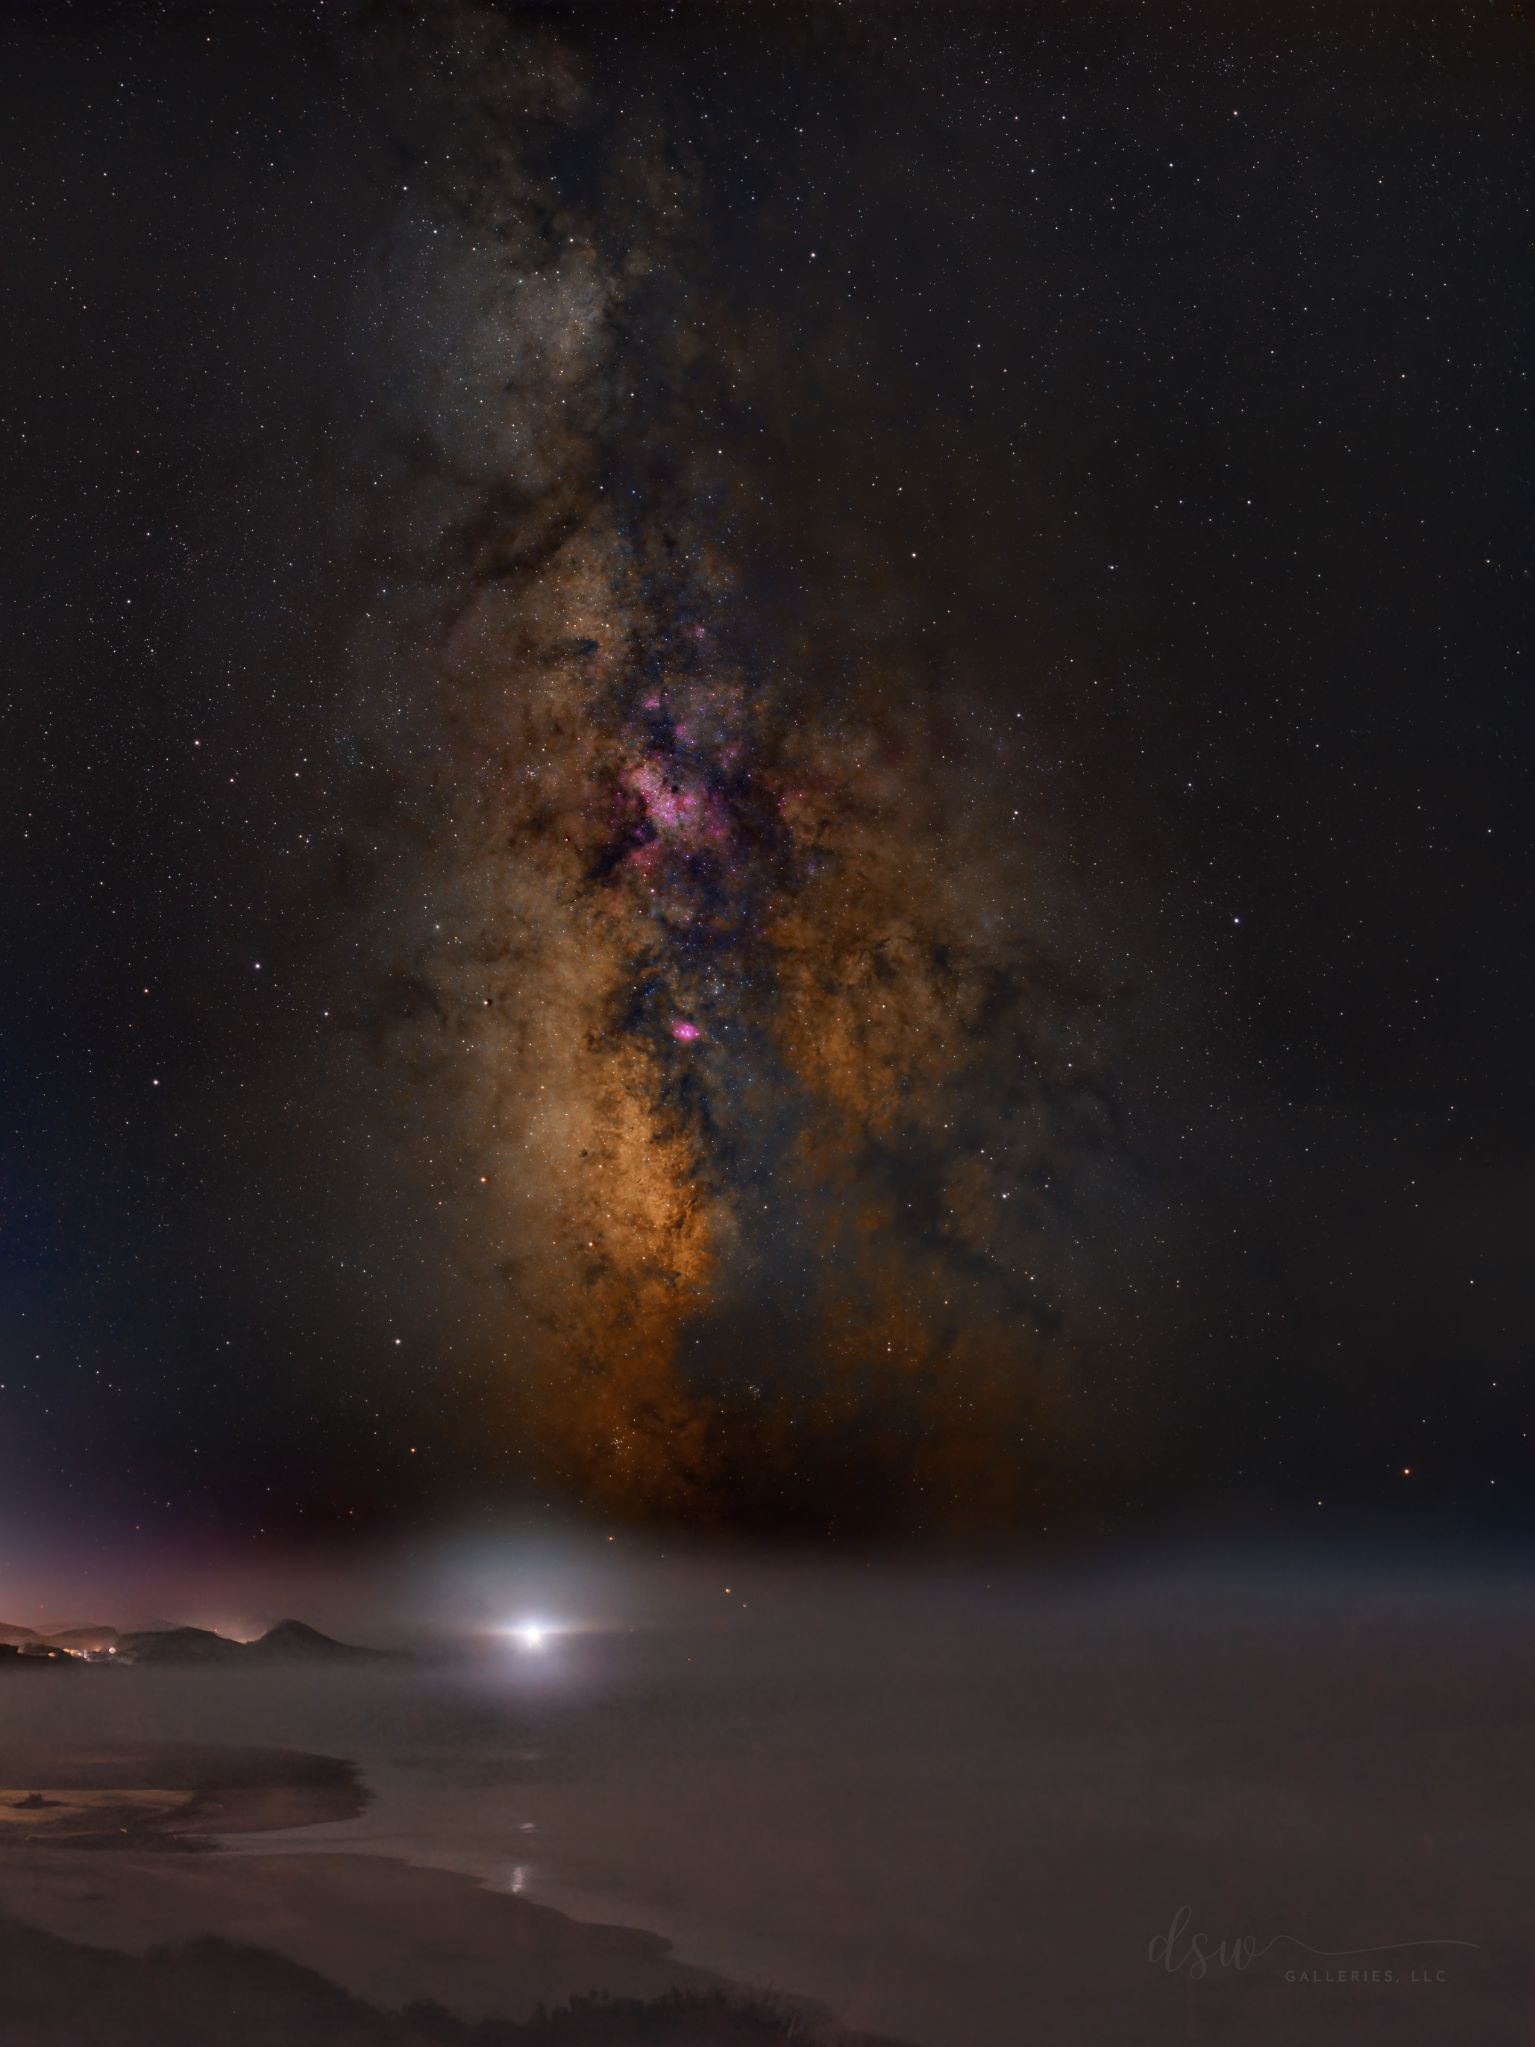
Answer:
3;1562;1533;2046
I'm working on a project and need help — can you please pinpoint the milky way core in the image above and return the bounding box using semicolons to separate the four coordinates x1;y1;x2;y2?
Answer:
329;7;1141;1530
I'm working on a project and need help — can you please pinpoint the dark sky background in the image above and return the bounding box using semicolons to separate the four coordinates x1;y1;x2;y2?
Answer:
2;0;1532;1572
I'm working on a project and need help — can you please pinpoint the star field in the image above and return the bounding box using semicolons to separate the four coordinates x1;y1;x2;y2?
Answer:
2;1;1532;1555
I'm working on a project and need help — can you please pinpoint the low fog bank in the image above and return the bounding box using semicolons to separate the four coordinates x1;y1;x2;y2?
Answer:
3;1552;1532;2044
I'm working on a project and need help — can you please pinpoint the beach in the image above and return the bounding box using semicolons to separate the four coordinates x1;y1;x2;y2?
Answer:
3;1568;1535;2046
0;1739;771;2030
0;1846;738;2025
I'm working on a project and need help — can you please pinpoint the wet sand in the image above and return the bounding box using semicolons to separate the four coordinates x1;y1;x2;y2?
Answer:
0;1741;367;1847
0;1845;737;2023
0;1741;775;2027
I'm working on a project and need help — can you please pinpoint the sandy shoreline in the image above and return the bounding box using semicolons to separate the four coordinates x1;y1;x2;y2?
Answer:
0;1844;739;2024
0;1741;367;1849
0;1740;888;2037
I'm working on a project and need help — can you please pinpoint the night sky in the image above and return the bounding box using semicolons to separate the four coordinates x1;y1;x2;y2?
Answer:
3;1;1532;1562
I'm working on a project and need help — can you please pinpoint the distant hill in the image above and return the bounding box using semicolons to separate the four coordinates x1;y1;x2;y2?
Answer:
245;1619;389;1661
111;1620;398;1666
0;1618;397;1666
119;1626;246;1666
43;1626;120;1654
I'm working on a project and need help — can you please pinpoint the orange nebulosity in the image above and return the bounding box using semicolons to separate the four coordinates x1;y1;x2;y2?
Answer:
795;1239;1055;1530
384;543;1092;1524
772;888;960;1135
403;530;723;1510
767;691;1013;1132
361;355;1094;1527
752;727;1085;1522
339;20;1117;1532
528;1056;718;1515
418;571;1077;1520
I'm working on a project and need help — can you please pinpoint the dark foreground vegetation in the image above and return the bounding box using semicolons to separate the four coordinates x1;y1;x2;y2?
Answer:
0;1912;903;2046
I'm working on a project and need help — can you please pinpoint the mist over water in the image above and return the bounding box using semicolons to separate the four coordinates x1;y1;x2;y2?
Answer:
4;1556;1531;2046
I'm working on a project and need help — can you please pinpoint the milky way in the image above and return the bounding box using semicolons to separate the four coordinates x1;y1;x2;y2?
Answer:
317;2;1153;1530
8;0;1526;1552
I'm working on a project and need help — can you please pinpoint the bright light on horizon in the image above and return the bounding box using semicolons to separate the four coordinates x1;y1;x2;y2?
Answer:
505;1620;553;1650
